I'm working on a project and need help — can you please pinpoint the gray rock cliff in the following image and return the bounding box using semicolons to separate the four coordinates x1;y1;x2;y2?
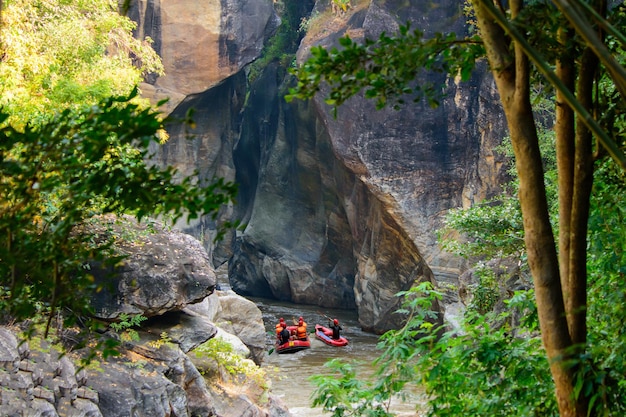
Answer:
135;0;509;333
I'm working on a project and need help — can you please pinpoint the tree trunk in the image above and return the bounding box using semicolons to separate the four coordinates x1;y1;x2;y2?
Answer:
566;0;603;351
568;47;596;347
471;1;588;415
555;26;576;319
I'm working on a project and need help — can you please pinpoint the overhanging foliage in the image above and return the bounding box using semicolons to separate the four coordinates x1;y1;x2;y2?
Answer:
0;91;237;337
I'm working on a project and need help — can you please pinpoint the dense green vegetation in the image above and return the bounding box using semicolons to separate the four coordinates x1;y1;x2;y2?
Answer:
246;0;311;84
0;0;236;348
290;0;626;415
0;0;163;129
311;284;558;416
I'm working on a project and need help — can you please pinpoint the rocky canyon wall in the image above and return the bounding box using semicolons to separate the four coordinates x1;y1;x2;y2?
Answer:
128;0;280;114
296;1;509;283
131;0;509;333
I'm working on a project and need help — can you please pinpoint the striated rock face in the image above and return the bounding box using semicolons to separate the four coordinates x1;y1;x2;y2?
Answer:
0;328;103;417
128;0;280;113
148;75;246;265
137;0;509;332
298;0;508;281
227;69;443;331
228;66;359;311
226;0;508;332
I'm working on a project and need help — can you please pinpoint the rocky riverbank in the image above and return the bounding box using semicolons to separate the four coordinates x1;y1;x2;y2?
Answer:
0;216;289;417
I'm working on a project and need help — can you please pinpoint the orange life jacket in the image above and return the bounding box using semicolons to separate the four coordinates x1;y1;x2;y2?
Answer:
296;324;307;339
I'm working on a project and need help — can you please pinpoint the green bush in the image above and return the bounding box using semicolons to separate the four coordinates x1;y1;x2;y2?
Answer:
195;337;268;389
310;283;557;416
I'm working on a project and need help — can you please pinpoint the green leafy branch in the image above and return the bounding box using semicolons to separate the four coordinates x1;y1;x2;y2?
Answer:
286;24;484;114
109;313;147;342
0;90;237;337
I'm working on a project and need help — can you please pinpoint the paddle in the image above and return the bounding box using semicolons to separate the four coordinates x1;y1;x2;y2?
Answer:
316;311;347;342
317;311;335;324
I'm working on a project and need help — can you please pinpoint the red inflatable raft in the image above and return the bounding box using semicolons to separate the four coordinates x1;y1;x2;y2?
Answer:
276;326;311;354
315;324;349;347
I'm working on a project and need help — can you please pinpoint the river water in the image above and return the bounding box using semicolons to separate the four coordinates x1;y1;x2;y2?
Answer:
251;297;425;417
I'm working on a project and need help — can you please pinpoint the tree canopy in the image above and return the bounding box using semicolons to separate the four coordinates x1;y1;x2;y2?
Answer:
0;0;163;128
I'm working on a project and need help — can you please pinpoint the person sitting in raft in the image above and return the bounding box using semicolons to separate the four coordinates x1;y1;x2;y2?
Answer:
329;318;342;340
296;316;307;340
279;325;291;345
275;317;286;337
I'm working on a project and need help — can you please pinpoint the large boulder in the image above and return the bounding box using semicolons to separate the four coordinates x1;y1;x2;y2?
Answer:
88;215;217;320
211;291;267;365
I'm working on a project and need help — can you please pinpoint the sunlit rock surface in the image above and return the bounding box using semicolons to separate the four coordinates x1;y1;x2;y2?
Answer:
128;0;280;114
